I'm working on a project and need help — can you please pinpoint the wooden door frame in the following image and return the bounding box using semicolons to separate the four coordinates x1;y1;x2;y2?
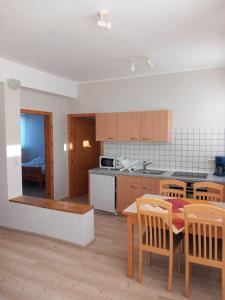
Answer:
21;109;54;199
67;113;103;199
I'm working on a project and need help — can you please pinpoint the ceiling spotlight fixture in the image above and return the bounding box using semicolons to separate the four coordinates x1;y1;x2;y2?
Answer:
97;9;111;31
146;58;154;69
131;61;135;72
128;56;154;72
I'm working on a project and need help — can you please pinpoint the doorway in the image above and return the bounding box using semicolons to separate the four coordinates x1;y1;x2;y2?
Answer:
68;114;100;203
20;109;54;199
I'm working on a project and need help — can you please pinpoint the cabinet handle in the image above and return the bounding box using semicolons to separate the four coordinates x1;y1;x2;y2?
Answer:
143;186;151;190
142;137;151;141
131;137;138;140
108;137;114;140
130;184;140;189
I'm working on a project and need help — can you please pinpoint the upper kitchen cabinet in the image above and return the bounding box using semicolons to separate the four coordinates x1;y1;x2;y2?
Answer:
117;112;141;141
141;110;171;142
96;113;118;141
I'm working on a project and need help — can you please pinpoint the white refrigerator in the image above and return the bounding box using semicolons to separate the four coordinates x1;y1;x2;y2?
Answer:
90;173;116;214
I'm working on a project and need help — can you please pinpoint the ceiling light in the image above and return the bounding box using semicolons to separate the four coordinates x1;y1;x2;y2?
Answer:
131;61;135;72
128;56;154;72
97;10;111;31
146;58;154;69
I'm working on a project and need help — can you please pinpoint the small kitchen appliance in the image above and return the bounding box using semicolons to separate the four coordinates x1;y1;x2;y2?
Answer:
214;156;225;177
90;172;116;214
99;156;123;169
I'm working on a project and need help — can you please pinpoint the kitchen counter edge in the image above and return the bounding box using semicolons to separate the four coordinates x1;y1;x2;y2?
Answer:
89;168;225;184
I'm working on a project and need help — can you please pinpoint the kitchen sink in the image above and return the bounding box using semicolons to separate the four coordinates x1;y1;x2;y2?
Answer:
140;169;165;175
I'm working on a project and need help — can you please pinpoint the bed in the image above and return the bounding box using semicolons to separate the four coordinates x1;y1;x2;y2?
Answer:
22;156;46;189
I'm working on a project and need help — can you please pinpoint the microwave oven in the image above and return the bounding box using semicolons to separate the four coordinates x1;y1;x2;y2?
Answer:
99;156;123;169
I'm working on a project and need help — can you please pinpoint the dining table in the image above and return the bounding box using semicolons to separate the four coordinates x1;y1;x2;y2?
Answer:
122;193;225;279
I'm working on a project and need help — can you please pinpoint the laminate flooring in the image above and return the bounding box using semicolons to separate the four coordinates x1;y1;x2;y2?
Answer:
0;213;221;300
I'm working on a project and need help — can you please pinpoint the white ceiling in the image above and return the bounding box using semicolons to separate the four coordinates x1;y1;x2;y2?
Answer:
0;0;224;83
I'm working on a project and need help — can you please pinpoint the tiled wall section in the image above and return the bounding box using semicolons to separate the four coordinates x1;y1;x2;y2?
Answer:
104;129;225;174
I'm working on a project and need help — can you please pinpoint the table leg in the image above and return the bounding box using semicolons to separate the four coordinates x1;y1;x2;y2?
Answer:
127;216;134;278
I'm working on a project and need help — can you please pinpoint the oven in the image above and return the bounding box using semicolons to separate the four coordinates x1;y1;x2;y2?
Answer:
170;181;207;198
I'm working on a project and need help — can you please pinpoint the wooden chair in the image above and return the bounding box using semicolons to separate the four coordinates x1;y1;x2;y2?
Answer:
184;204;225;298
193;182;224;202
136;198;184;291
160;179;187;198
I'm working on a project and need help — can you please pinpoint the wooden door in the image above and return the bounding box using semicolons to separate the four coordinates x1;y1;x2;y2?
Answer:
96;113;118;141
44;115;54;199
117;112;141;141
141;110;171;142
69;118;100;198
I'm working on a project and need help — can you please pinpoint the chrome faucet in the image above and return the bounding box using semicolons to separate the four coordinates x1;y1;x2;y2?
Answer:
143;161;152;171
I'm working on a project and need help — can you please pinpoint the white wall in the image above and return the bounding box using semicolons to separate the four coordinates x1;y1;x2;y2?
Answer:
74;67;225;129
21;88;73;200
4;84;23;198
0;58;77;98
0;83;94;246
0;82;10;226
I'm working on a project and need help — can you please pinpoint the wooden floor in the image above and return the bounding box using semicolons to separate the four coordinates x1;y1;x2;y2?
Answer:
0;213;221;300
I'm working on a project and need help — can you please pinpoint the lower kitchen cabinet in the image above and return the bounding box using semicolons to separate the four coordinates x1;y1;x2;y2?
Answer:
116;175;160;212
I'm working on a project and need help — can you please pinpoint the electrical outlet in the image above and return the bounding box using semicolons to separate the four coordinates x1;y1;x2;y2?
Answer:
208;159;215;164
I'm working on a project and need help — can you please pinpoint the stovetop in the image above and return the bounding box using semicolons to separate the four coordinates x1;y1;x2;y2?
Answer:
171;171;208;179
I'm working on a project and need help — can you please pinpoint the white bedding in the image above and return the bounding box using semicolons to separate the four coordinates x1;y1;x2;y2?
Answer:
22;156;46;174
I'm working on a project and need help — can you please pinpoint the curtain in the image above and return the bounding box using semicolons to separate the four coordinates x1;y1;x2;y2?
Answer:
21;114;29;149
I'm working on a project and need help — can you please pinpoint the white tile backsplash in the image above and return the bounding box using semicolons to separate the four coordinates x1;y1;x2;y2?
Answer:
103;128;225;174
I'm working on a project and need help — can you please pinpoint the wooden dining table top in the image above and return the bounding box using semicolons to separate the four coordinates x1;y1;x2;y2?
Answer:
122;194;225;217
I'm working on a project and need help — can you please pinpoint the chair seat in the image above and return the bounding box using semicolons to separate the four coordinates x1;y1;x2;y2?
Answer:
143;228;184;250
189;234;222;261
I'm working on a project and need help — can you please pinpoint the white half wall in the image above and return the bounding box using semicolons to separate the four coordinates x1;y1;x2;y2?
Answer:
21;88;72;200
9;203;94;246
0;58;77;98
74;67;225;129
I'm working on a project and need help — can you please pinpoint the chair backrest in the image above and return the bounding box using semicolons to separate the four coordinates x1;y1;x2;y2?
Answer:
193;182;224;202
160;179;187;198
136;198;173;255
184;204;225;266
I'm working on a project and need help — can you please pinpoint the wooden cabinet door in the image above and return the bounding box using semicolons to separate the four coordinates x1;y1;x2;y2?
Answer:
96;113;118;141
140;111;154;141
141;110;171;142
117;181;143;212
117;180;131;212
117;112;141;141
117;175;160;212
141;183;159;195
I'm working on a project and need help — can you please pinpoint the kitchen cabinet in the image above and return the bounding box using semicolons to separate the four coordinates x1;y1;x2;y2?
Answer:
96;113;118;141
141;110;171;142
117;112;141;141
96;110;171;142
117;175;160;212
